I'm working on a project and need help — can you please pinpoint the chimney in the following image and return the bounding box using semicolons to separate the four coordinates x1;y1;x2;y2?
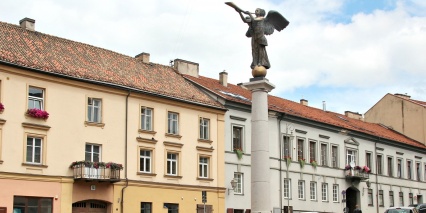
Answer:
300;99;308;106
135;52;150;63
345;111;363;120
219;71;228;87
19;17;35;31
173;59;199;78
394;93;411;100
322;101;326;111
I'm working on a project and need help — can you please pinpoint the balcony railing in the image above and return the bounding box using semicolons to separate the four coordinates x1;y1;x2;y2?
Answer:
72;164;121;182
345;169;369;180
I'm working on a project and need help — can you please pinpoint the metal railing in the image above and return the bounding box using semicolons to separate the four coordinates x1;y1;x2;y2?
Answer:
73;164;120;180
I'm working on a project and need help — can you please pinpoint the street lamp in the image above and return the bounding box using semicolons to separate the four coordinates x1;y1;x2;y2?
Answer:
228;178;237;195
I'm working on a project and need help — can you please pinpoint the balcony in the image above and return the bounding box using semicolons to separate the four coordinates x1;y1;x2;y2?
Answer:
345;169;369;181
70;161;122;182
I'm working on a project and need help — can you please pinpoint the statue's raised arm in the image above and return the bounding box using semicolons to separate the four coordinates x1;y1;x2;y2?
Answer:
226;2;289;77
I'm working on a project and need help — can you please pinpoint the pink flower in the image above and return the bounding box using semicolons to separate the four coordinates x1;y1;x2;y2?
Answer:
26;108;49;119
0;103;4;111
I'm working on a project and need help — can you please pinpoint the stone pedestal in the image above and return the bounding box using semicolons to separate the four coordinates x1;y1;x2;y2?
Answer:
243;77;275;213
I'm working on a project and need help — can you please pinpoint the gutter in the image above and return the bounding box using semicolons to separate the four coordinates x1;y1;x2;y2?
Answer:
277;114;284;212
120;91;130;213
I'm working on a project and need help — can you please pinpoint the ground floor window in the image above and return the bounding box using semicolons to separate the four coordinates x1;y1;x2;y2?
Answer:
164;203;178;213
141;202;152;213
13;196;53;213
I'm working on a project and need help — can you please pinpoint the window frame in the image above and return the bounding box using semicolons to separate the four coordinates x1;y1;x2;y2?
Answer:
389;191;394;207
309;140;317;163
284;178;291;199
297;138;305;161
399;191;404;206
346;149;357;166
298;180;305;200
377;154;383;175
167;112;179;135
416;161;421;181
310;181;317;201
141;202;152;213
409;193;414;205
283;135;292;159
379;190;384;207
368;188;373;206
366;152;372;172
388;156;393;177
87;97;102;123
321;183;328;202
331;145;339;168
397;158;403;178
139;148;153;174
407;160;413;180
232;125;244;151
25;135;43;164
85;143;101;162
234;172;243;194
140;107;153;131
332;184;339;203
198;156;210;179
320;143;328;166
199;117;210;140
166;152;179;176
13;196;53;213
28;86;45;110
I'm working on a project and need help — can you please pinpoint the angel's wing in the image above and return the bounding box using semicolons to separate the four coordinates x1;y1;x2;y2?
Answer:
264;10;289;35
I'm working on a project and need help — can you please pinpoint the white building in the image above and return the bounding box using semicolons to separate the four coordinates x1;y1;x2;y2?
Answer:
182;68;426;213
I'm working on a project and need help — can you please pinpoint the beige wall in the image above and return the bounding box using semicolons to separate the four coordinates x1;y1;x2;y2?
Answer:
0;64;225;212
365;94;426;144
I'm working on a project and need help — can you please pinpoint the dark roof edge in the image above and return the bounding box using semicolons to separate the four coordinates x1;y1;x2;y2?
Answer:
0;60;226;111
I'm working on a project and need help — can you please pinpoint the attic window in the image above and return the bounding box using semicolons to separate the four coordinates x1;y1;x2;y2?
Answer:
336;115;348;121
219;91;250;102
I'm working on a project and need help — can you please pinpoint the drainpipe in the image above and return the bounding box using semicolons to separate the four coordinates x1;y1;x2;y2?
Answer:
277;114;284;211
121;91;130;213
375;139;380;213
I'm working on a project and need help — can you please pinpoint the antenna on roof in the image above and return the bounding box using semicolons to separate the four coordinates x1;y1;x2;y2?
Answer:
169;60;174;67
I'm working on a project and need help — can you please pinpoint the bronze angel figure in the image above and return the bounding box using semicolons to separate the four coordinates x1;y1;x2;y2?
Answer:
226;2;289;71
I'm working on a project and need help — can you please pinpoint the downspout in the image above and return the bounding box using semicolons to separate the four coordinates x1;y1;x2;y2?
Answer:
121;91;130;213
278;114;284;211
375;139;380;213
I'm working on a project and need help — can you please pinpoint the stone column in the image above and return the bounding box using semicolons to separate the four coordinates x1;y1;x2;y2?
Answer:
243;77;275;213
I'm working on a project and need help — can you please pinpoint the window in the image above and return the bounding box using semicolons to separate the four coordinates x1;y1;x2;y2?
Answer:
331;145;338;168
321;183;328;201
87;97;102;123
320;143;327;166
283;135;291;158
13;196;53;213
399;192;404;206
199;156;209;178
297;138;304;161
140;107;153;131
26;136;42;164
407;160;412;180
284;179;291;199
166;153;178;176
366;152;372;170
309;141;316;163
409;193;414;205
139;149;152;173
232;126;243;151
389;191;394;207
397;159;403;178
167;112;179;135
85;144;101;162
388;157;393;177
310;182;317;200
377;155;383;175
368;189;373;206
234;173;243;194
379;190;384;207
28;86;44;110
298;180;305;200
141;202;152;213
164;203;178;213
416;162;421;181
346;149;357;165
332;184;339;202
199;118;210;140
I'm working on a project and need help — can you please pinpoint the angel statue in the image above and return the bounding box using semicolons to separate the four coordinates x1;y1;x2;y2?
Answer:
226;2;289;76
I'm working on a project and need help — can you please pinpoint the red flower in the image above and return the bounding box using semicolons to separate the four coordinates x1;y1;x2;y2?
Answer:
26;108;49;119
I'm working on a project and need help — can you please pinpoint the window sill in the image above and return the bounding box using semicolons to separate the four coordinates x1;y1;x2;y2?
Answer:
84;121;105;128
22;163;48;168
164;175;182;179
198;139;213;144
165;133;182;139
197;177;214;181
137;172;157;176
138;129;157;135
136;137;158;144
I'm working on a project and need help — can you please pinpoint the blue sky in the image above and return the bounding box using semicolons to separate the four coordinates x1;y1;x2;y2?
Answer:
1;0;426;116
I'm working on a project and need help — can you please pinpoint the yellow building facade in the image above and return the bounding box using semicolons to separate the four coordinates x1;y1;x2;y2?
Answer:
0;18;225;213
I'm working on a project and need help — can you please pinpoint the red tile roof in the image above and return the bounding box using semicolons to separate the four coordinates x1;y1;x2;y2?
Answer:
185;75;426;149
0;21;224;109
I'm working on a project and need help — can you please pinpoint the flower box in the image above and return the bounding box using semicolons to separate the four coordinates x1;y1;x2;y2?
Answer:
26;108;49;119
